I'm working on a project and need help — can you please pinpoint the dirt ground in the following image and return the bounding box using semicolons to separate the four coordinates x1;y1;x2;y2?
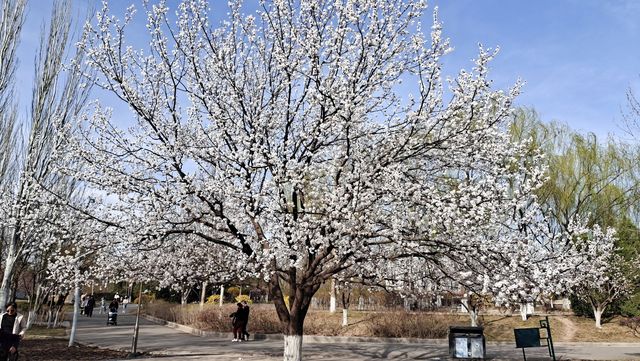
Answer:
18;337;129;361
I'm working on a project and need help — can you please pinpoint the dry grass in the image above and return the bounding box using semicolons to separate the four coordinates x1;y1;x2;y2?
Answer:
144;302;640;342
25;325;67;338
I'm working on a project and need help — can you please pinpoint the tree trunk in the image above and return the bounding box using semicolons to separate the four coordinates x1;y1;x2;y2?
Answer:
329;278;336;313
469;308;479;327
53;304;61;328
47;307;53;328
68;281;80;347
200;281;208;309
219;285;224;307
269;271;320;361
284;335;303;361
131;284;143;356
181;289;189;306
342;308;348;326
594;305;604;329
0;254;17;308
520;303;528;321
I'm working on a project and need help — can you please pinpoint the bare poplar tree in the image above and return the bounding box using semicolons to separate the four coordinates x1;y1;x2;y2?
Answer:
0;0;91;308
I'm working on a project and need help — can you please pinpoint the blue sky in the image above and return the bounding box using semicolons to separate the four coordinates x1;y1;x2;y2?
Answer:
15;0;640;139
431;0;640;138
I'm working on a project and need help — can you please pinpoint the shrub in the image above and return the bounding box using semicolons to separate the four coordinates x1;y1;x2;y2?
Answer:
206;295;221;304
133;293;156;305
620;293;640;317
144;300;176;322
226;287;240;299
366;312;451;338
148;304;454;339
235;295;252;304
620;317;640;337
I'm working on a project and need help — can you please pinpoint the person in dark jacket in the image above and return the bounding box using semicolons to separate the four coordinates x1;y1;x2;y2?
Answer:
0;302;26;361
229;303;245;342
240;300;250;340
108;299;119;313
85;295;96;317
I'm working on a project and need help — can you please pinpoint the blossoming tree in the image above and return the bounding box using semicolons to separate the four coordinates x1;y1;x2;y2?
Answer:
65;0;588;359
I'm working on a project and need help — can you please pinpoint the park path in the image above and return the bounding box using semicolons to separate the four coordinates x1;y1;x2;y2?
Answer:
556;316;578;341
72;307;640;360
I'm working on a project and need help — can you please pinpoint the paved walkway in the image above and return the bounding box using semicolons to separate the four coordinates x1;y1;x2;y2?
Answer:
73;308;640;360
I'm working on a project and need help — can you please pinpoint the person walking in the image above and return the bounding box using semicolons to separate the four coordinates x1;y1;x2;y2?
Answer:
100;297;106;314
0;302;27;361
240;300;250;340
109;299;119;313
229;303;245;342
85;295;96;317
80;294;87;316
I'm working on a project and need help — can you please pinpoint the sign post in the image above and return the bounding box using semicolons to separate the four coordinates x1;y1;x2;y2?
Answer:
514;316;556;361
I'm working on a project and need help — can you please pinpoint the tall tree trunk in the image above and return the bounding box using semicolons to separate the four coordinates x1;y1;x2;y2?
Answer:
469;306;479;327
329;278;336;313
269;272;320;361
181;288;190;306
0;229;19;308
68;281;80;347
0;257;16;307
200;281;208;309
519;303;528;321
47;306;53;328
342;308;348;326
594;305;604;329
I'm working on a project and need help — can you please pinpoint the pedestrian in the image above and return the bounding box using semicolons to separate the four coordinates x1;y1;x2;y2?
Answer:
85;295;95;317
109;299;119;313
229;303;245;342
80;294;87;316
240;300;250;340
0;302;27;361
100;297;106;314
122;297;129;313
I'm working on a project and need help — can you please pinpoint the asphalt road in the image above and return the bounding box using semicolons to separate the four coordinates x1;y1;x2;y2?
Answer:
72;307;640;360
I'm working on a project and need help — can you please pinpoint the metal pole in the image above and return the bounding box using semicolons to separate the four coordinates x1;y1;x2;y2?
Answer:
130;283;143;357
545;316;556;361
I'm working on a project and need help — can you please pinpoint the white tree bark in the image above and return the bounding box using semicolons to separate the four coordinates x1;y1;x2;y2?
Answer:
469;309;479;327
0;254;16;308
520;303;528;321
181;288;189;306
200;281;208;309
594;305;604;329
342;308;348;327
329;278;336;313
283;335;303;361
219;285;224;307
68;281;80;347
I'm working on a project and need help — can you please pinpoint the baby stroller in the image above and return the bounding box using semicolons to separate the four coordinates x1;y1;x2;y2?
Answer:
107;307;118;326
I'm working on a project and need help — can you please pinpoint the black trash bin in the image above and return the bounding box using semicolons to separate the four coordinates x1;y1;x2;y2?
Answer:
448;326;486;359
